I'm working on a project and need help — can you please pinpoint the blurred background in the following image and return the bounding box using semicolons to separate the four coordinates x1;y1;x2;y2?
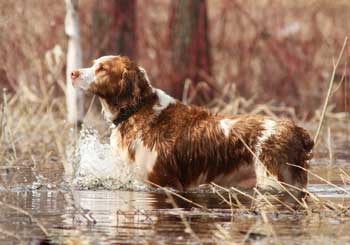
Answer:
0;0;349;120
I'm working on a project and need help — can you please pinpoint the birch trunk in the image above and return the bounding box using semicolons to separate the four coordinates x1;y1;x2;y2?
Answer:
65;0;84;125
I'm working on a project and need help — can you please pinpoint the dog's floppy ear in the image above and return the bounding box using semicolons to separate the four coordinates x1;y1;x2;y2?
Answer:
120;68;137;97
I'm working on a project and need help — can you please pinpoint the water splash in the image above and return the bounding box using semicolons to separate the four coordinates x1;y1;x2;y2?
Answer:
71;127;147;190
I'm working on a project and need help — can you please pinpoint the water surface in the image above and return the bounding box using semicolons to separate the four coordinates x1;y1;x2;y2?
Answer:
0;122;349;244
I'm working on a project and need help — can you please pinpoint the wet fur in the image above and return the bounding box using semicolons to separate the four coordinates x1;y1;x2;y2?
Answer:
72;56;314;192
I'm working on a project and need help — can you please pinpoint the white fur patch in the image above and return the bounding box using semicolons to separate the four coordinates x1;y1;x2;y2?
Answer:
254;119;279;189
133;135;158;179
100;98;117;122
110;129;158;180
153;89;176;113
219;119;238;137
94;55;118;64
258;119;277;142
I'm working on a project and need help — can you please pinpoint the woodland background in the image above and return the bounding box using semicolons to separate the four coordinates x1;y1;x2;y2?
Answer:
0;0;349;120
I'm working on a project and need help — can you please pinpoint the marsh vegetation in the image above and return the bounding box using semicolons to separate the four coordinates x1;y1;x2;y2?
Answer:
0;0;350;244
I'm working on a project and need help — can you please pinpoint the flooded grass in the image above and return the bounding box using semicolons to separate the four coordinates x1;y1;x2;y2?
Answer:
1;180;350;244
0;85;350;244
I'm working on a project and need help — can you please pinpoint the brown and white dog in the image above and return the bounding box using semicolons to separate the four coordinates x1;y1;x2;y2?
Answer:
71;55;314;192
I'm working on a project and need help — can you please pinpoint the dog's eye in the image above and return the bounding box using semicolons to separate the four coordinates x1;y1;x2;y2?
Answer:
96;64;106;72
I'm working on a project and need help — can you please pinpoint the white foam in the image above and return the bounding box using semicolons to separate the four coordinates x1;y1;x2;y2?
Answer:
71;128;148;190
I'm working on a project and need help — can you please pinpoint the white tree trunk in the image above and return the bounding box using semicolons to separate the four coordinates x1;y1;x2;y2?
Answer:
65;0;84;124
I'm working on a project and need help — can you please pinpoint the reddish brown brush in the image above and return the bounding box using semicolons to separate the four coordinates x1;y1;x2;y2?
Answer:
1;1;349;117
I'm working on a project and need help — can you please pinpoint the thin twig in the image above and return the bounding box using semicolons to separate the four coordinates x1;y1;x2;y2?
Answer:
82;95;96;126
62;190;97;224
182;79;191;104
164;191;201;242
286;162;350;195
1;89;17;160
314;37;348;145
211;182;256;203
0;228;20;240
0;201;49;236
253;187;277;211
327;127;333;164
145;180;209;211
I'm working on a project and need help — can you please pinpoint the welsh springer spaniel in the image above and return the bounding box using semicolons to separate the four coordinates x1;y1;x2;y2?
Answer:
71;56;314;193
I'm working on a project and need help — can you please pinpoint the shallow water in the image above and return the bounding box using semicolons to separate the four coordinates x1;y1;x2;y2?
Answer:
1;184;350;244
0;122;349;244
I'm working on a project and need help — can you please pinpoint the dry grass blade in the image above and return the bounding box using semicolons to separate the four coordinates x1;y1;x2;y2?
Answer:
211;184;245;213
253;188;277;211
314;37;348;145
263;192;296;212
213;223;235;242
213;188;231;206
182;79;192;104
339;168;350;183
164;191;200;241
145;180;209;211
63;191;97;224
0;201;49;236
1;89;17;160
327;127;333;164
240;220;261;244
0;228;20;241
210;183;295;213
239;211;277;244
210;182;257;210
261;211;278;243
286;162;350;196
81;95;96;126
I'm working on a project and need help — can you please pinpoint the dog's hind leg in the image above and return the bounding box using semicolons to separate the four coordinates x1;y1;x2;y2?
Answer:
254;124;313;195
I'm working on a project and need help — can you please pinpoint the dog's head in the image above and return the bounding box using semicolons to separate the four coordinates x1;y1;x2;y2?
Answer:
71;55;152;101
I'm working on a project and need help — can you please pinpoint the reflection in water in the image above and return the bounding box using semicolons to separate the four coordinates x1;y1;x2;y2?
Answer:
1;187;350;244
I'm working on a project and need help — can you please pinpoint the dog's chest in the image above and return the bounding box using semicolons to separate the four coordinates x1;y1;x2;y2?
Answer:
110;127;158;180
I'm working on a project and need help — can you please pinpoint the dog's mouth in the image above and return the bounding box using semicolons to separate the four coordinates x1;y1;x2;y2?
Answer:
71;78;79;88
70;69;94;90
72;80;91;90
